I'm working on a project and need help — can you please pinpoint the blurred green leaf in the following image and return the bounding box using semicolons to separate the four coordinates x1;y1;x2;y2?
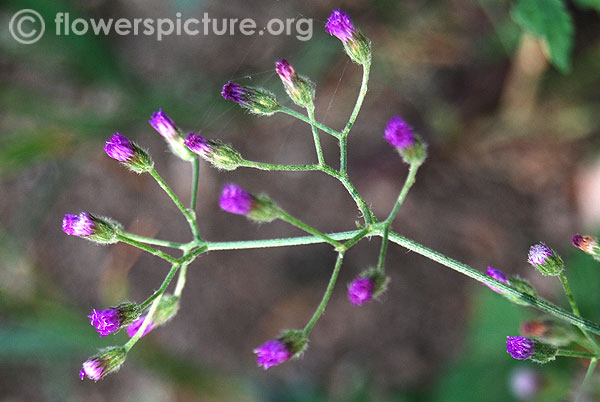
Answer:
511;0;574;73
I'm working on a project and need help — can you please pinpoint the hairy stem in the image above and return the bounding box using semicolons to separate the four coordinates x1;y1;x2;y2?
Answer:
556;350;597;359
339;58;371;174
307;104;325;166
190;157;200;211
321;165;374;224
149;168;200;241
117;234;178;264
377;162;420;270
174;261;190;297
278;209;344;250
240;161;321;172
279;106;341;139
576;357;598;402
121;232;185;249
559;273;600;352
127;262;181;350
304;253;344;335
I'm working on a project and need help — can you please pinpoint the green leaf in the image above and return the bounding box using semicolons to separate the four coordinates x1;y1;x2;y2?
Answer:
511;0;574;73
573;0;600;11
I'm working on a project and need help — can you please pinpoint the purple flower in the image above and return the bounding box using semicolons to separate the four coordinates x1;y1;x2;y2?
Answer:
347;277;374;306
184;133;211;157
219;184;253;215
62;212;95;237
485;266;510;294
384;116;415;149
222;81;246;104
253;339;291;370
506;336;535;360
88;309;120;337
276;59;295;83
80;359;103;381
126;315;155;338
325;9;355;42
149;109;178;140
104;132;135;162
528;243;553;266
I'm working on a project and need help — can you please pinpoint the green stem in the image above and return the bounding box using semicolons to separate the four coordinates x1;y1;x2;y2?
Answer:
556;350;597;359
377;162;420;270
149;168;200;241
117;234;178;264
121;232;185;249
126;262;181;350
279;106;341;139
278;209;344;250
174;262;190;297
576;357;598;402
386;231;600;336
240;161;321;172
341;226;373;250
307;104;325;166
190;157;200;211
303;253;344;335
559;273;600;352
339;58;371;174
321;165;374;224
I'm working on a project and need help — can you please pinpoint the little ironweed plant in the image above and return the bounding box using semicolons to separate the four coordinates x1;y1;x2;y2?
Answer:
65;8;600;397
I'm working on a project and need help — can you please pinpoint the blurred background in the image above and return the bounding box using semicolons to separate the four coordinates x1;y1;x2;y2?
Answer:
1;0;600;401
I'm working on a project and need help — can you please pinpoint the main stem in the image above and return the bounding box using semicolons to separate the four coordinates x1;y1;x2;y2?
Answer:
149;168;200;241
278;209;344;250
304;253;344;335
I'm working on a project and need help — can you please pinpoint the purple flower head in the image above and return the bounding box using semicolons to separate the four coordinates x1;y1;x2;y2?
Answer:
80;359;103;381
275;59;295;83
126;315;155;338
528;243;554;266
62;212;95;237
184;133;211;157
219;184;253;215
149;109;178;140
506;336;535;360
326;9;355;42
104;132;135;162
384;116;415;149
253;339;291;370
572;234;584;248
485;266;510;294
88;309;120;337
347;277;374;306
222;81;247;104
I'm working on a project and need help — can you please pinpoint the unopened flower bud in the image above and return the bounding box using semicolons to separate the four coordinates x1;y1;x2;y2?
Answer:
219;183;280;222
149;110;195;161
79;346;126;381
505;276;538;306
104;132;154;173
184;133;243;170
88;302;141;337
126;294;179;338
325;9;371;65
572;234;600;261
506;336;557;364
222;82;280;116
528;243;563;276
384;116;427;166
485;266;510;294
347;268;389;306
253;329;307;370
275;59;315;108
62;212;121;244
521;320;575;347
